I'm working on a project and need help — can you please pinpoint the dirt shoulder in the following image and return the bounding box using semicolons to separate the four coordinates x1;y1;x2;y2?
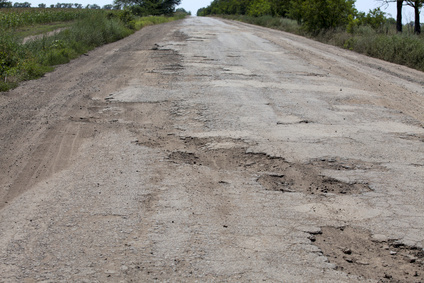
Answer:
0;17;423;282
22;28;68;44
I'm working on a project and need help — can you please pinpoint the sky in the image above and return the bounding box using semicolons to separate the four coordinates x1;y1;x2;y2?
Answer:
25;0;422;23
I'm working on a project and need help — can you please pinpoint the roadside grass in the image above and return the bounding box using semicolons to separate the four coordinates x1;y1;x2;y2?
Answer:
220;15;424;72
0;8;97;29
135;14;186;29
0;12;185;92
15;21;74;39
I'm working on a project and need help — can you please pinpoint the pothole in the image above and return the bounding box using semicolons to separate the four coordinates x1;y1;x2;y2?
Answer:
162;63;184;71
398;134;424;143
167;137;371;195
309;157;386;171
257;174;368;195
310;226;424;282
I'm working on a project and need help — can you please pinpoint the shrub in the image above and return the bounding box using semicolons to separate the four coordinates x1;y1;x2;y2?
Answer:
247;0;272;17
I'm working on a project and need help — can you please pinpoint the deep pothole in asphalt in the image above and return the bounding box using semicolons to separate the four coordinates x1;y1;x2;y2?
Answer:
310;226;424;282
167;137;372;196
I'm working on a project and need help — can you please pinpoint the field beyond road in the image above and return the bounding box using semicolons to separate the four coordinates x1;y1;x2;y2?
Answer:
0;17;423;281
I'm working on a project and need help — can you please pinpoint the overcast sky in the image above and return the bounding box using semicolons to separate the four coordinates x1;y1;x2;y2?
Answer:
26;0;421;23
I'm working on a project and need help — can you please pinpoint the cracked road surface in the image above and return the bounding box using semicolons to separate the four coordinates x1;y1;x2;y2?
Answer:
0;17;423;282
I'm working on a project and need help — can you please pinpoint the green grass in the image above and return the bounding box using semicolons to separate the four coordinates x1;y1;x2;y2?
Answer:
220;14;305;35
219;14;424;72
0;8;98;29
317;30;424;71
15;21;74;39
0;11;186;92
135;15;183;29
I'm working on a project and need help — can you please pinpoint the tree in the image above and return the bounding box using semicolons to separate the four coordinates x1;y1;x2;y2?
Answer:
196;0;254;16
288;0;305;24
397;0;404;32
176;7;191;15
13;2;31;7
269;0;291;17
0;0;12;7
380;0;423;34
363;8;387;30
38;3;46;7
60;3;74;8
197;7;206;16
161;0;181;14
405;0;423;34
289;0;356;34
247;0;272;17
379;0;404;32
113;0;181;15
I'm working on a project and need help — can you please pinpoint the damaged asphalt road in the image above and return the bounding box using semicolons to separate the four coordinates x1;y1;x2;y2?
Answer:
0;17;423;281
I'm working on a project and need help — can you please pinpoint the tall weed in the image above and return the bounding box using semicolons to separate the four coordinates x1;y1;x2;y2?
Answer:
0;29;51;91
0;12;186;92
1;11;134;91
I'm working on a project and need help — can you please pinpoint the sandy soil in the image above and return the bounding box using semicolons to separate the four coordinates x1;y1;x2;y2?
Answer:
22;28;68;44
0;17;423;282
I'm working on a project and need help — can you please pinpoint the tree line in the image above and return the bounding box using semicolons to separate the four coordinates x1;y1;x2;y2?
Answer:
0;1;117;9
1;0;185;15
197;0;423;34
112;0;181;16
380;0;423;34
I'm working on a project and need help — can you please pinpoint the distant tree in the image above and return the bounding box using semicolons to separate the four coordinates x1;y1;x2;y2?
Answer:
175;7;191;15
103;4;113;9
288;0;305;24
379;0;404;32
38;3;46;7
50;4;54;8
89;3;100;9
405;0;423;34
396;0;404;32
113;0;181;15
288;0;356;34
268;0;291;16
161;0;181;14
57;3;73;8
74;3;82;8
379;0;422;34
13;2;31;7
362;8;387;30
0;0;12;7
247;0;272;17
197;7;205;16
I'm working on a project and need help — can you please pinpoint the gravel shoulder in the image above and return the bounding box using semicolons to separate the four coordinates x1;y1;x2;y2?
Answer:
0;17;423;281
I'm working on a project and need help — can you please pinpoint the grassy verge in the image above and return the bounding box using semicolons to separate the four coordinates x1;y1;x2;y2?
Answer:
135;14;186;29
219;15;424;72
16;22;75;39
0;12;185;92
319;29;424;71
